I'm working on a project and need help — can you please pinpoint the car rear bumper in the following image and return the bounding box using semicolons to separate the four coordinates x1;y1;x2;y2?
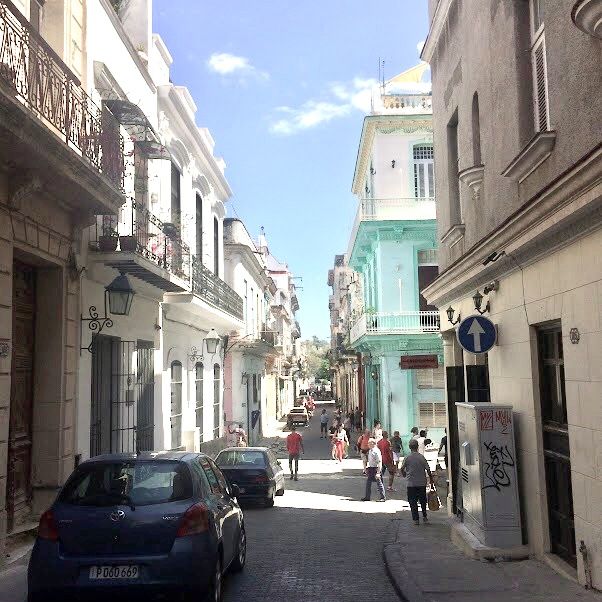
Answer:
28;535;216;596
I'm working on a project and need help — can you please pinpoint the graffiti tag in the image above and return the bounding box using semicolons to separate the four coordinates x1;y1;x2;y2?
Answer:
482;441;515;491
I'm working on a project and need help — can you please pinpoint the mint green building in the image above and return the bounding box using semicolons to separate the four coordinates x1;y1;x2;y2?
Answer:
346;89;445;445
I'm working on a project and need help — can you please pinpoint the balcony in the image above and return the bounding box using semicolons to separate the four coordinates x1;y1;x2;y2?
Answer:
191;257;243;321
0;0;124;213
348;197;437;259
381;93;433;113
349;311;440;344
89;200;191;292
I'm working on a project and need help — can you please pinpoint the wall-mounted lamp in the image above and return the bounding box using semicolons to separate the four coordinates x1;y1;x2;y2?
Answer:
472;290;490;315
370;369;379;381
81;272;136;353
188;328;222;363
446;306;461;325
483;280;499;295
370;166;376;175
391;160;396;168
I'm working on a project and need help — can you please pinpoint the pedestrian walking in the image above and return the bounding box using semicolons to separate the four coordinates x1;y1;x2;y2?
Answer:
357;429;371;474
401;439;434;525
416;429;431;455
343;413;353;452
390;430;404;467
373;420;383;442
286;425;304;481
377;431;396;491
319;409;329;438
334;425;348;462
361;439;386;502
409;426;419;441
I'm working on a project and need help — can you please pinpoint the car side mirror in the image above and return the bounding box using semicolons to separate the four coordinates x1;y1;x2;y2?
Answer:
231;483;240;499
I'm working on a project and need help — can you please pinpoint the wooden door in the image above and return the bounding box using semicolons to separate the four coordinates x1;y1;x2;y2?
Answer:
538;325;576;568
7;261;36;531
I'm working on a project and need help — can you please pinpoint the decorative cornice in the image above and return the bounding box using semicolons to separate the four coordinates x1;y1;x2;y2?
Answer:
424;145;602;307
421;0;455;63
502;132;557;183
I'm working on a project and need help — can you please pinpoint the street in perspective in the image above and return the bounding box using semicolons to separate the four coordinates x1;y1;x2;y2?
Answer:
0;0;601;600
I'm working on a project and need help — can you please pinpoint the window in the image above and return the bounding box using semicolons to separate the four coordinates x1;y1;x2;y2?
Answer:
59;461;193;506
216;450;267;467
250;286;255;335
471;92;482;165
170;163;181;227
170;361;183;449
213;364;221;438
30;0;43;33
413;145;435;199
199;457;223;496
416;367;445;389
530;0;549;132
253;374;258;405
213;217;219;276
196;194;203;260
195;363;204;444
447;111;461;223
419;402;447;428
243;279;248;335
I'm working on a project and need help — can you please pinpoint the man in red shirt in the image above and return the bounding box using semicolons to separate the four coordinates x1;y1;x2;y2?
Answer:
286;425;304;481
377;431;396;491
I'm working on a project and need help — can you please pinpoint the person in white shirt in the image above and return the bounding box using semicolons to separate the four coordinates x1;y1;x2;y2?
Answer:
361;439;386;501
373;421;383;442
416;429;432;455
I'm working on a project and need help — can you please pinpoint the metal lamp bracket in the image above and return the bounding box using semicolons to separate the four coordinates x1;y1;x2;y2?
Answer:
80;291;114;354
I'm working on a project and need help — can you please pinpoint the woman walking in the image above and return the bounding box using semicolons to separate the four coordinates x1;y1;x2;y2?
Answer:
377;431;396;492
334;425;348;462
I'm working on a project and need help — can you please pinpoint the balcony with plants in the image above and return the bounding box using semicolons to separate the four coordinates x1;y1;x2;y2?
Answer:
0;0;125;213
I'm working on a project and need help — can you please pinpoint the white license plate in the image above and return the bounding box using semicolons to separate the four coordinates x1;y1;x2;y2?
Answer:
89;565;139;580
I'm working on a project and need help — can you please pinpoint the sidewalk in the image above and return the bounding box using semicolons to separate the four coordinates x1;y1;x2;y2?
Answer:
384;509;600;602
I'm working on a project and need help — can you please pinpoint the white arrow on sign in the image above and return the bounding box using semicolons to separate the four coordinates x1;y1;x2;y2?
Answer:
467;318;486;352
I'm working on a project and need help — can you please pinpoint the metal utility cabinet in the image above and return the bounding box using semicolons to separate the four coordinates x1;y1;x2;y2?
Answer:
457;403;522;548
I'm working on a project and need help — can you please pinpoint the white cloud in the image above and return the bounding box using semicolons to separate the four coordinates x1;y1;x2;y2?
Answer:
270;78;378;136
269;101;351;135
206;52;269;82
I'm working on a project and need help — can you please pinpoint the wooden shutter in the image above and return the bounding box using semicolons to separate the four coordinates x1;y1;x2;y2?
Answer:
532;34;549;132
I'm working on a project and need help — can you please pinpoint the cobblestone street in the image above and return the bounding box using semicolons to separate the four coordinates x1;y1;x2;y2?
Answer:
0;407;407;601
223;410;405;601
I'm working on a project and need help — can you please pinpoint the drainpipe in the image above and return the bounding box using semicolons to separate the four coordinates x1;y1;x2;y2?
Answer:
580;540;593;589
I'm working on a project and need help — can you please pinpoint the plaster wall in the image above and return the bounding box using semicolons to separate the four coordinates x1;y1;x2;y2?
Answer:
372;131;433;200
439;226;602;588
76;276;161;461
430;0;602;271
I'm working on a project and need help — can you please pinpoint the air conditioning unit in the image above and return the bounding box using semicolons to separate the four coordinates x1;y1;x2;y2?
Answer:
456;403;522;548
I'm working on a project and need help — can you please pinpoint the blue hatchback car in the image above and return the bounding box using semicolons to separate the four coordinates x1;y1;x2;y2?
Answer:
27;451;246;602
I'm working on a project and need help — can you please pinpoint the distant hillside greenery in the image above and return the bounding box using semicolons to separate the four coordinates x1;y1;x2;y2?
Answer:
301;336;330;381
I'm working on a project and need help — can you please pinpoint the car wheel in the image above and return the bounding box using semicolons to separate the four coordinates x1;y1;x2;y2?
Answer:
264;491;275;507
276;487;285;496
230;526;246;572
204;555;223;602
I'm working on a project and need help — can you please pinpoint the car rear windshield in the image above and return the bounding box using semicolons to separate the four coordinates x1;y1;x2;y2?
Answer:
290;408;305;413
59;461;193;507
216;450;266;467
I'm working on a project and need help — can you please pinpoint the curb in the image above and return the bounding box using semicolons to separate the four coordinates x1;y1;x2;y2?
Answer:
383;542;424;602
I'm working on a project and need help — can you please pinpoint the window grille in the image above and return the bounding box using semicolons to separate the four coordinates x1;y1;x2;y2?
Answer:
195;363;204;444
170;361;183;449
419;402;447;428
213;364;221;438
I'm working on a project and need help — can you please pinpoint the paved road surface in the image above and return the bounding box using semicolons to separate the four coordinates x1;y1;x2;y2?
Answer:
0;404;405;601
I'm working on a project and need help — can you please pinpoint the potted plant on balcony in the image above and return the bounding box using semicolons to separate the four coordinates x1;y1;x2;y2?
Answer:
98;216;118;252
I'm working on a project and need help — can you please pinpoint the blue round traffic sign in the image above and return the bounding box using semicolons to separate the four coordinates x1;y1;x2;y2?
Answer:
456;315;497;354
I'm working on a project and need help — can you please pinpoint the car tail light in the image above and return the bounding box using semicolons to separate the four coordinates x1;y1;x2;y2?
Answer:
38;510;59;541
176;503;209;537
252;474;269;484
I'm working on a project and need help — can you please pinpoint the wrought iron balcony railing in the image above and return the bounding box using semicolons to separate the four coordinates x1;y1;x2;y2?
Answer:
349;310;440;344
90;200;191;282
192;256;243;321
0;0;124;190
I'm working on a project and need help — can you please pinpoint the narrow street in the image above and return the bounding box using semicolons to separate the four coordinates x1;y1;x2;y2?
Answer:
224;406;405;601
0;405;406;601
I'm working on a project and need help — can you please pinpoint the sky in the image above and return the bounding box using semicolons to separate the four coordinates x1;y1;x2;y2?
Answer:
153;0;430;340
